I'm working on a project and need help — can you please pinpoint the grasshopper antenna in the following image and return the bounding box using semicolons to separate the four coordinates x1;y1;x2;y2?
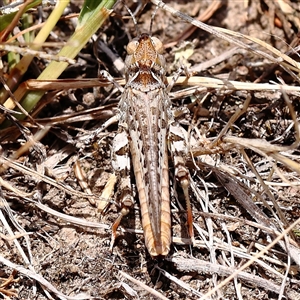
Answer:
122;1;140;36
150;4;159;35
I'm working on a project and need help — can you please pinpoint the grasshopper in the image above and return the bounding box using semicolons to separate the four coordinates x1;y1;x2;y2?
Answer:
108;31;194;257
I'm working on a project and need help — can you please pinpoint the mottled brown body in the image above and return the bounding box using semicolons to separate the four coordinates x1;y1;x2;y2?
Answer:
118;34;172;256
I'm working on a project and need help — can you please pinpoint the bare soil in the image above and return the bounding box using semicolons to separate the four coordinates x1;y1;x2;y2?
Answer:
1;1;300;299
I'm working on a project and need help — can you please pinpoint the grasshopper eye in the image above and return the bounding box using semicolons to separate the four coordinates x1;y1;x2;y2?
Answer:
151;37;164;54
127;40;139;54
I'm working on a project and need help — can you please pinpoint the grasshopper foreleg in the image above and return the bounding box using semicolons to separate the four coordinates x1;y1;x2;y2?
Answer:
169;123;195;245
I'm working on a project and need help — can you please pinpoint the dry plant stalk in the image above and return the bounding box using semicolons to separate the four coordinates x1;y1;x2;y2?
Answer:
0;0;300;299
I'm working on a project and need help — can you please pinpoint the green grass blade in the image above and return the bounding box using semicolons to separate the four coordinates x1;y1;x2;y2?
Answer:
12;0;117;121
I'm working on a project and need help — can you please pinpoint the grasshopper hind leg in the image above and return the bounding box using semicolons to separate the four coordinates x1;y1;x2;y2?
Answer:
169;123;195;245
109;130;134;251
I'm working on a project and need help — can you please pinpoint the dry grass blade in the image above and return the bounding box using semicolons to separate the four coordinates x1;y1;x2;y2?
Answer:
174;76;300;92
213;167;300;265
0;44;76;64
1;1;300;299
119;271;169;300
0;156;99;202
200;217;300;300
0;255;92;300
221;136;300;176
169;256;300;300
152;0;300;81
0;270;18;298
155;265;203;298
